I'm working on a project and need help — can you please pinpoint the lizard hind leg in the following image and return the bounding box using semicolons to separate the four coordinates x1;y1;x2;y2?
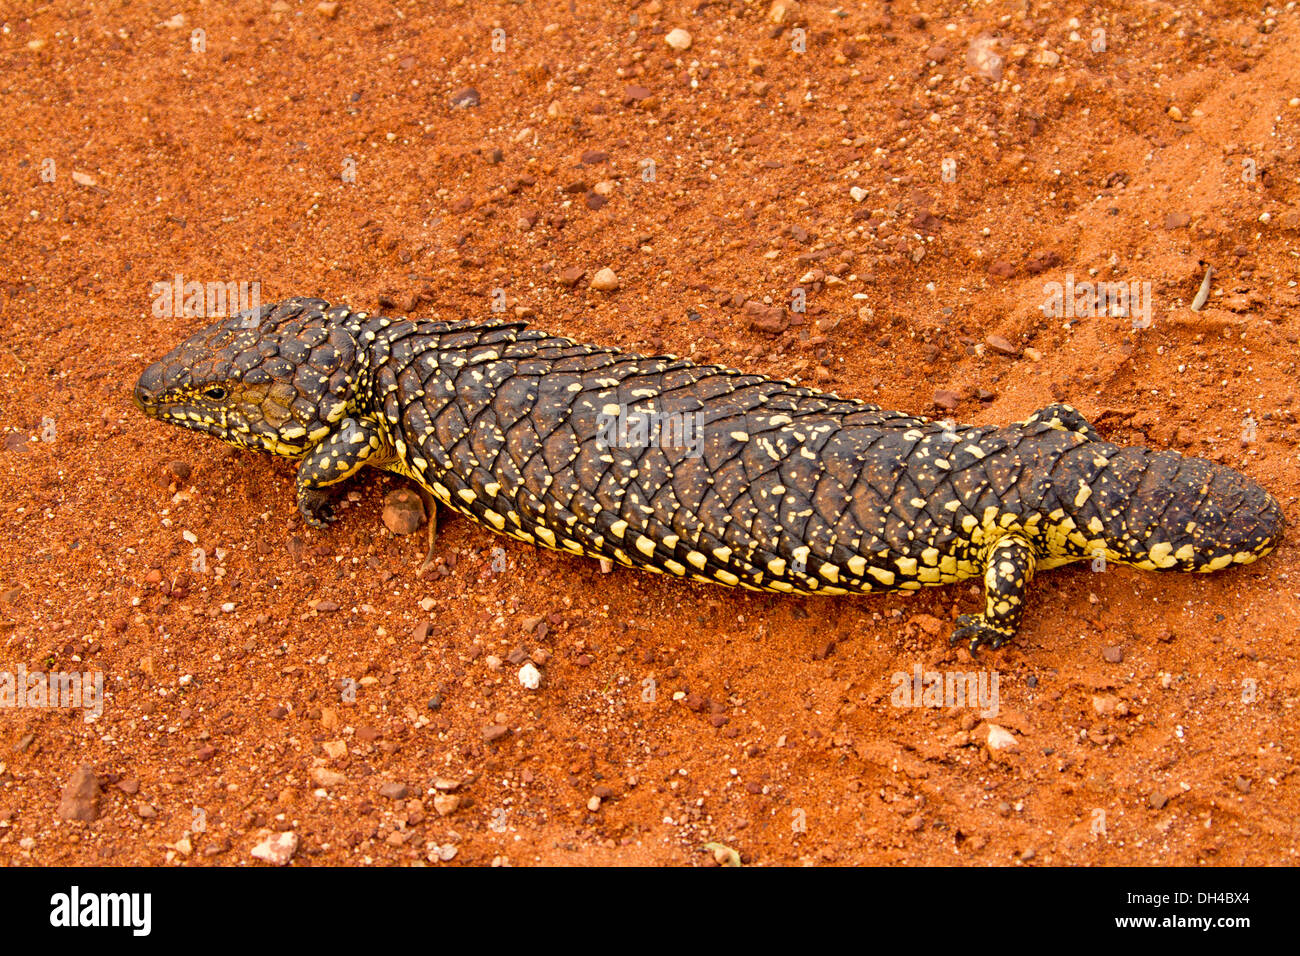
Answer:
949;534;1037;656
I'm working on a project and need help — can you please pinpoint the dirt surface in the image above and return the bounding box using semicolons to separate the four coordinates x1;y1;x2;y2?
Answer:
2;0;1298;867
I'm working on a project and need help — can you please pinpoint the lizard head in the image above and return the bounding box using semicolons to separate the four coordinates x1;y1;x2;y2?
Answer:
134;298;361;458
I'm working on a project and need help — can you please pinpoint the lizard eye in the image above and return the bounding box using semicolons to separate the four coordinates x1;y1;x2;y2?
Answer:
203;386;228;401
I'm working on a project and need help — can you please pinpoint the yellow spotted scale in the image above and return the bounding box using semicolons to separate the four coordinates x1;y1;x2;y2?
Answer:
135;297;1284;653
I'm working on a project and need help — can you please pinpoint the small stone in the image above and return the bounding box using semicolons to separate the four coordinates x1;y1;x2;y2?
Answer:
382;488;425;535
587;796;602;812
910;614;946;637
559;266;585;287
590;268;620;291
450;88;480;109
483;724;510;743
428;843;458;862
116;776;140;795
250;830;298;865
323;740;347;759
1091;694;1120;715
1163;211;1190;230
988;260;1015;279
58;765;100;821
1167;105;1184;122
849;186;868;203
933;389;960;411
769;0;800;24
168;460;192;481
625;85;653;102
1102;645;1124;663
311;767;345;788
1149;789;1169;810
967;34;1004;81
665;28;692;51
379;782;409;800
985;335;1019;356
518;662;542;689
433;793;460;816
315;2;339;18
985;724;1019;752
743;299;789;334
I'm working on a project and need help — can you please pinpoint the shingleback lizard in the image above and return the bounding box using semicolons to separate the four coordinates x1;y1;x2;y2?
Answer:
134;296;1284;653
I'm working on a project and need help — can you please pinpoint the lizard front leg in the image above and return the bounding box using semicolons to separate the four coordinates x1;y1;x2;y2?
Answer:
296;416;386;528
949;534;1036;655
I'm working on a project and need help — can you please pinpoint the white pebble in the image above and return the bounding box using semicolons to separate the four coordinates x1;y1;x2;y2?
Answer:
664;28;692;51
518;662;541;689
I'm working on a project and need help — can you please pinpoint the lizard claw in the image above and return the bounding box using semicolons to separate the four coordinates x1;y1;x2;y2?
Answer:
298;487;342;529
949;614;1014;657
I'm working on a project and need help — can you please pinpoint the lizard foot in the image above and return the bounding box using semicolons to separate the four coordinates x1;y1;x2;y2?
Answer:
948;614;1016;657
298;487;343;529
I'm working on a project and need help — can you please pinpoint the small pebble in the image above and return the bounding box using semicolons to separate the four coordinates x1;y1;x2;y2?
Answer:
433;793;460;816
590;267;620;291
664;28;692;51
985;334;1019;356
450;88;480;109
382;488;425;535
985;724;1019;752
58;765;100;822
250;830;298;865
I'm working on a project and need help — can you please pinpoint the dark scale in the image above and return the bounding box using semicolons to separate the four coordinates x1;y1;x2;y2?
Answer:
136;297;1285;654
